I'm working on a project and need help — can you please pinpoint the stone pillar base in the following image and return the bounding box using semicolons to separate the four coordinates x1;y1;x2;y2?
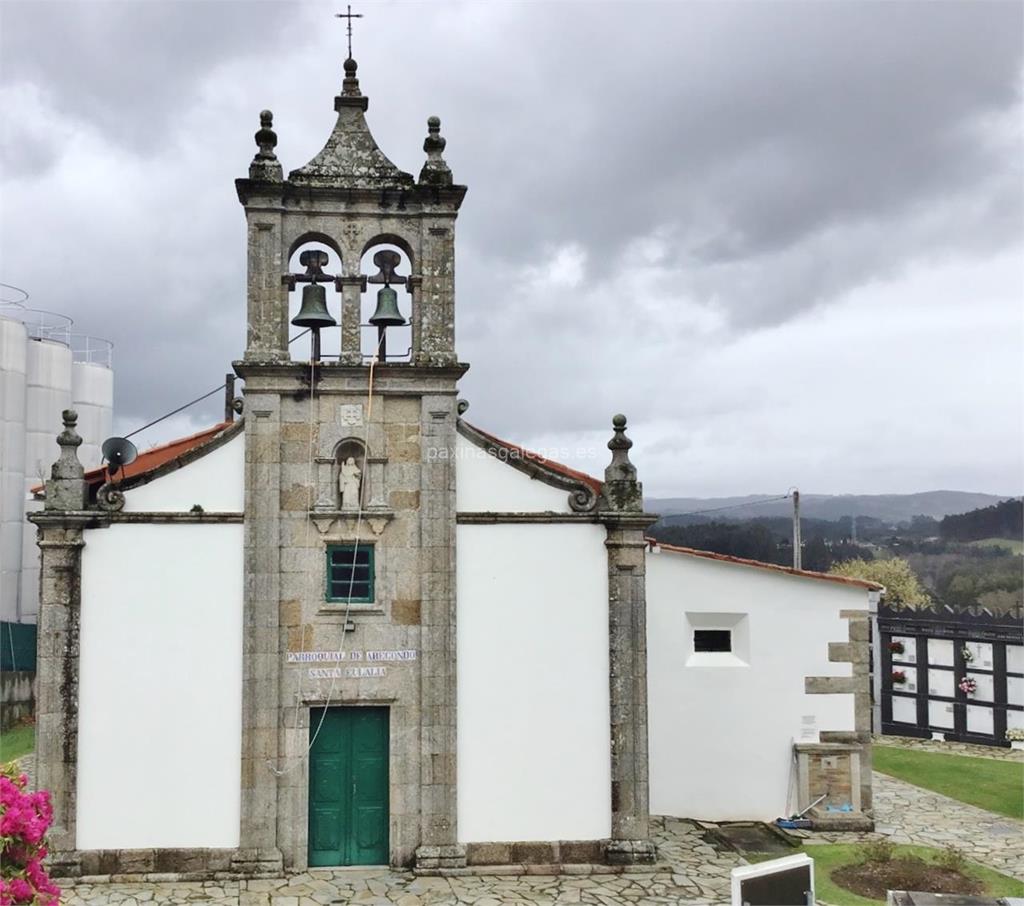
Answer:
605;839;657;865
47;851;82;879
229;847;284;876
414;843;467;871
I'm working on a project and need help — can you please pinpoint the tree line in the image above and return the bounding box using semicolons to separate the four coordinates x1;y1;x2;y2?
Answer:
939;498;1022;542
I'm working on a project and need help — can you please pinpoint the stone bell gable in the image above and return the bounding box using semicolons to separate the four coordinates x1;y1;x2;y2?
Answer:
234;56;465;369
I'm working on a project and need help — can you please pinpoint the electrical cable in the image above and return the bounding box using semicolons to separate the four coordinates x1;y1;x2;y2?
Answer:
119;328;313;443
666;494;792;520
267;332;384;776
123;384;227;440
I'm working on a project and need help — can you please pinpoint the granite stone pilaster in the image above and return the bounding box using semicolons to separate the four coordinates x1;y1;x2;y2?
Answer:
337;275;365;366
598;416;656;864
414;393;463;869
244;214;288;362
234;396;284;872
30;517;88;870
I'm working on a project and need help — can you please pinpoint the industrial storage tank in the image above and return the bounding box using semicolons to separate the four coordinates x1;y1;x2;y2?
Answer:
0;297;114;624
0;315;28;624
71;336;114;471
20;317;74;623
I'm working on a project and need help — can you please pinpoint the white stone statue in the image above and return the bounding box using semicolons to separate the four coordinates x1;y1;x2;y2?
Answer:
339;456;362;510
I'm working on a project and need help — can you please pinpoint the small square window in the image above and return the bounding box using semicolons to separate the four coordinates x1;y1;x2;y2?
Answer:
694;629;732;653
326;544;374;604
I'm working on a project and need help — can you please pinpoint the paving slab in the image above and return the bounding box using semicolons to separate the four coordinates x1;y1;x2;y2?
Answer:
51;765;1024;904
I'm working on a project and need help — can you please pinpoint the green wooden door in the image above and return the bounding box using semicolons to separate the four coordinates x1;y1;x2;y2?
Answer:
308;707;389;866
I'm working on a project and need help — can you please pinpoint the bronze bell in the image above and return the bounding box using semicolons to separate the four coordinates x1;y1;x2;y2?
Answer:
291;282;336;329
369;285;406;327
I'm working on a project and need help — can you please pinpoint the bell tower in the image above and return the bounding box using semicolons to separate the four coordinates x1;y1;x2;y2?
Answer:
233;50;468;872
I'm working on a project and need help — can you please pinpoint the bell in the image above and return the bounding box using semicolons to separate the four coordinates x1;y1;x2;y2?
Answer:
291;283;336;329
369;285;406;327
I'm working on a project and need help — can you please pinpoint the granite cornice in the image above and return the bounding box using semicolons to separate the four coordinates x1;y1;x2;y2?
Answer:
236;179;467;211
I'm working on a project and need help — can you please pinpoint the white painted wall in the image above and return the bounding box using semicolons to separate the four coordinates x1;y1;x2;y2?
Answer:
124;433;244;513
646;548;867;821
455;431;577;513
77;523;243;849
457;522;611;842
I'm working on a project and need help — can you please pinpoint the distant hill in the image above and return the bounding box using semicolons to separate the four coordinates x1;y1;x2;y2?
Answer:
646;491;1018;525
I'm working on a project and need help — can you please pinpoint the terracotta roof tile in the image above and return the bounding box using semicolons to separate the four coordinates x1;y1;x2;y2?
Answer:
465;422;604;493
32;421;235;496
647;539;884;591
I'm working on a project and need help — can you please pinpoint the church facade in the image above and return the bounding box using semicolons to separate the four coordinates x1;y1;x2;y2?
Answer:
28;54;877;879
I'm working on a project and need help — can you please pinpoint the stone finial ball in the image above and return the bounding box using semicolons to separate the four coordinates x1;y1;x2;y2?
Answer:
427;115;441;128
344;57;358;73
613;414;627;428
260;109;273;125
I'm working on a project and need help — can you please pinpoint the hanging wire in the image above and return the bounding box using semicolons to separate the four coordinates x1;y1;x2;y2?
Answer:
118;331;316;441
665;494;792;520
305;339;381;756
268;332;385;777
123;384;227;439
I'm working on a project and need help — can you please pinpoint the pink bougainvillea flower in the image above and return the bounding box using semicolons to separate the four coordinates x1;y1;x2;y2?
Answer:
0;763;61;905
7;878;31;904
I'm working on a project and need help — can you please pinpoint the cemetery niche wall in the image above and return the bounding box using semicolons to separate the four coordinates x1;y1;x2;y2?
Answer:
878;602;1024;747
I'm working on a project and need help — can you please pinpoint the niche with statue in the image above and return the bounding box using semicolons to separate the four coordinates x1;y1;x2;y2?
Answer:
335;438;367;510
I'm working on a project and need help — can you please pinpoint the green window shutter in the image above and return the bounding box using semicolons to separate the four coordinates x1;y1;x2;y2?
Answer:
326;544;375;604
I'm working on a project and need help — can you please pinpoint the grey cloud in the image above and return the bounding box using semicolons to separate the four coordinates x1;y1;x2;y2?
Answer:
0;0;1020;496
0;0;301;158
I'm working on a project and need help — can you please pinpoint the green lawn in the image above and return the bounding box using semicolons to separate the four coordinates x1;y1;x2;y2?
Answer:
750;844;1024;906
968;537;1024;555
874;746;1024;820
0;724;34;764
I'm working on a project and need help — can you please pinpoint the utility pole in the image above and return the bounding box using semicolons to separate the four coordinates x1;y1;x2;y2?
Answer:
224;374;236;422
792;489;802;570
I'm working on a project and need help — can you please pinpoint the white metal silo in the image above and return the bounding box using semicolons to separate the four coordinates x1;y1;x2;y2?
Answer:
19;314;74;623
0;301;114;625
0;315;28;623
71;336;114;471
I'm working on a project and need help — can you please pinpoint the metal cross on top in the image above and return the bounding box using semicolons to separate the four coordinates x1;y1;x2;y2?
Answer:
335;5;363;60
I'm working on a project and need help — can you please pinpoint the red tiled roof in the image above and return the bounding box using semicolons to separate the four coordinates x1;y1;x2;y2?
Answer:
647;539;884;591
465;422;604;493
32;421;235;496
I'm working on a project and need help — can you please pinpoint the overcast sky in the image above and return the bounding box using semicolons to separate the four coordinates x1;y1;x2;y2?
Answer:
1;0;1021;498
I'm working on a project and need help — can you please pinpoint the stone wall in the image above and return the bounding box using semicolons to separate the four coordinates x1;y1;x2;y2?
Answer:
0;670;33;730
236;363;465;871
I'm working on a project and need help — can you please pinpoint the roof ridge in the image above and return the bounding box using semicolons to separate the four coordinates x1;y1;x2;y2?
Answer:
32;420;238;497
462;420;603;493
647;538;884;590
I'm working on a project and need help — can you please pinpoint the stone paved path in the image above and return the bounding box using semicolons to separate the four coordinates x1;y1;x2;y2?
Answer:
62;818;743;906
871;770;1023;881
36;754;1024;905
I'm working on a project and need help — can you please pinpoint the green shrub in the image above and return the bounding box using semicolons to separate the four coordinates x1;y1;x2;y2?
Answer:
860;838;894;864
937;846;968;872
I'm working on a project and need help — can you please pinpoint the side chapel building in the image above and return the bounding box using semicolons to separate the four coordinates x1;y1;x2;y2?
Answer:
29;53;879;877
